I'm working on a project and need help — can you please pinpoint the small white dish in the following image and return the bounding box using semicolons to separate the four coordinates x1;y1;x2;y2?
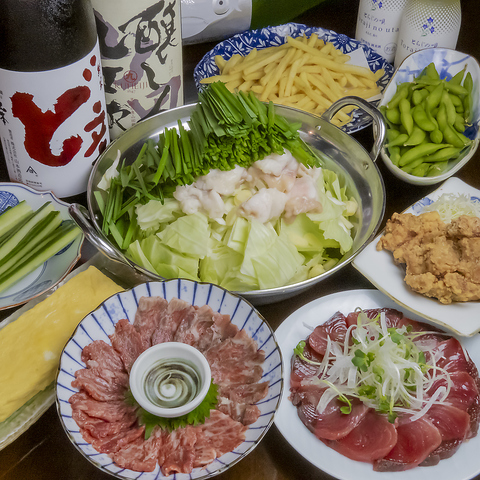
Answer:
352;177;480;337
0;182;83;310
129;342;211;418
379;48;480;185
274;288;480;480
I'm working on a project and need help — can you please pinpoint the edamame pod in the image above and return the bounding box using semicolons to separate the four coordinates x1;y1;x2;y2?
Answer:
399;97;413;135
450;66;466;85
412;105;436;131
401;156;426;173
430;129;443;144
424;146;462;162
410;163;431;177
404;125;426;146
427;82;444;110
441;91;457;125
387;83;409;109
387;133;409;147
385;107;401;125
427;161;450;176
443;124;469;148
398;143;451;167
388;146;401;166
424;62;440;81
454;113;466;133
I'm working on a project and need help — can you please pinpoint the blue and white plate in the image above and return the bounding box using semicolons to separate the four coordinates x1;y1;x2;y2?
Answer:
194;22;395;134
56;279;283;480
0;183;83;310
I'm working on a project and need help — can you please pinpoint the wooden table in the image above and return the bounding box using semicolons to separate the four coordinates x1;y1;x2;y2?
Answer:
1;0;479;478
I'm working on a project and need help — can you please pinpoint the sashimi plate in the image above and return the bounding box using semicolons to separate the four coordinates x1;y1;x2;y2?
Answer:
194;22;394;134
352;177;480;337
0;182;83;310
274;288;480;480
56;278;283;480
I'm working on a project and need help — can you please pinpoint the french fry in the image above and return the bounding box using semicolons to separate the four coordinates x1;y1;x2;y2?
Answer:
200;33;382;127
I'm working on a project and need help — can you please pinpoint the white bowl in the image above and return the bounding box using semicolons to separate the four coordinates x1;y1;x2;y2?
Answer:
379;48;480;185
129;342;211;418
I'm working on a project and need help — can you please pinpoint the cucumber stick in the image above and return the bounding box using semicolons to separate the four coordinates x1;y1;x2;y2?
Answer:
0;202;55;259
0;211;62;277
0;200;33;237
0;221;81;293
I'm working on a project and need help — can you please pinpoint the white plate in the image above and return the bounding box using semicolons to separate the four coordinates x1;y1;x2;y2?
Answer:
56;279;283;480
0;182;83;310
274;288;480;480
352;177;480;337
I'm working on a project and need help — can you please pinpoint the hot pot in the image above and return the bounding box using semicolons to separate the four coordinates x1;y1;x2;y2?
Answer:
69;96;386;305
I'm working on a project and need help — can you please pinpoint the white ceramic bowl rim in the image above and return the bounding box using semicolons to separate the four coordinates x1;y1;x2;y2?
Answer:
129;342;212;418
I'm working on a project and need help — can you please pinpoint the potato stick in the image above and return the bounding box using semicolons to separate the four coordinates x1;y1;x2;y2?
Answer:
277;93;305;104
237;80;255;92
278;73;288;98
235;48;288;76
345;72;363;88
319;41;334;56
225;78;243;91
260;47;297;101
250;85;264;94
285;55;309;97
321;66;344;97
222;54;243;75
260;64;277;86
358;76;377;88
267;92;279;102
338;75;347;87
346;86;381;99
374;68;385;81
305;72;340;103
307;55;377;78
295;94;315;109
200;71;243;84
307;33;319;47
295;74;331;109
243;70;264;81
215;55;227;70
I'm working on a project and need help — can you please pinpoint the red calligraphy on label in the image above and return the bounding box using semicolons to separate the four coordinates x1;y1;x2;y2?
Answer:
11;86;91;167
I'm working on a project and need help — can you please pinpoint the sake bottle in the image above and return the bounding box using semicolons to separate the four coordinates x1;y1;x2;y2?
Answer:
355;0;408;63
0;0;109;198
394;0;462;67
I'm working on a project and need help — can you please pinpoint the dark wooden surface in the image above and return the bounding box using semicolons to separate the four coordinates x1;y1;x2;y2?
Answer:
1;0;479;478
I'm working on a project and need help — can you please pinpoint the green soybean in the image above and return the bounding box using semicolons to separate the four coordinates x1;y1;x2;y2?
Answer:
412;104;436;131
398;143;450;167
404;125;426;146
424;146;462;162
427;161;450;176
410;163;431;177
430;129;444;144
399;97;413;135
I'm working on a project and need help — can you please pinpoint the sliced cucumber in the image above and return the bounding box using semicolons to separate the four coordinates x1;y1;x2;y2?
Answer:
0;200;32;237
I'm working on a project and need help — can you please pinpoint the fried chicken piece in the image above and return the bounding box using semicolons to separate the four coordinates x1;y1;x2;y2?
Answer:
377;213;480;304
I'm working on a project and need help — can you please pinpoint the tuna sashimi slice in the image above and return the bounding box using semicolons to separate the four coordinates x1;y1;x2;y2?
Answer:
322;410;397;462
374;417;442;472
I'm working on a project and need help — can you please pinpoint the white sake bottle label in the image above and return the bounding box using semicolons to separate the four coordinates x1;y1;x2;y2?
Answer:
356;0;408;63
92;0;184;139
0;41;109;197
394;0;461;67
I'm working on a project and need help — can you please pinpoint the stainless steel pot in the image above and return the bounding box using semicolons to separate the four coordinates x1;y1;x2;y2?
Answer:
70;96;386;305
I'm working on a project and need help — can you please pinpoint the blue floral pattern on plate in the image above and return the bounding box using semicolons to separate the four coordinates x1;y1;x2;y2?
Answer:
194;23;395;134
56;279;283;480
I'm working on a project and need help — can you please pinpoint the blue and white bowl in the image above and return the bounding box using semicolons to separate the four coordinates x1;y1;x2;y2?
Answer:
0;183;83;310
379;48;480;185
56;279;283;480
194;22;395;134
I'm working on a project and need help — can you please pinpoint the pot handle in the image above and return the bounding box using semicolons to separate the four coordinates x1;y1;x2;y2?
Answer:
321;95;386;162
69;203;133;267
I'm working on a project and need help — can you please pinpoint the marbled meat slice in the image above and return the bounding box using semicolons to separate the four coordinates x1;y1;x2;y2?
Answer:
322;410;397;462
110;318;148;372
161;425;198;476
373;417;442;472
204;329;265;386
151;297;195;345
72;366;128;402
70;391;135;423
217;382;269;425
133;296;169;347
81;339;125;373
111;427;166;472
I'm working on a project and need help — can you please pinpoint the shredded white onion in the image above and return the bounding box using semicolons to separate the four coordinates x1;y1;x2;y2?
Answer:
422;193;480;222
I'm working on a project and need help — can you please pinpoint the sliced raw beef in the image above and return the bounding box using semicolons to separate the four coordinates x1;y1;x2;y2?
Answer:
133;296;169;346
110;318;148;372
217;382;269;425
373;417;442;471
426;404;471;441
72;366;128;402
70;391;135;423
151;297;195;345
323;410;397;462
161;425;198;476
205;329;265;386
308;311;348;356
81;340;125;373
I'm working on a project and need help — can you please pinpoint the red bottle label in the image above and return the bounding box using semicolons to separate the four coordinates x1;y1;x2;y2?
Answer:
0;41;109;197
